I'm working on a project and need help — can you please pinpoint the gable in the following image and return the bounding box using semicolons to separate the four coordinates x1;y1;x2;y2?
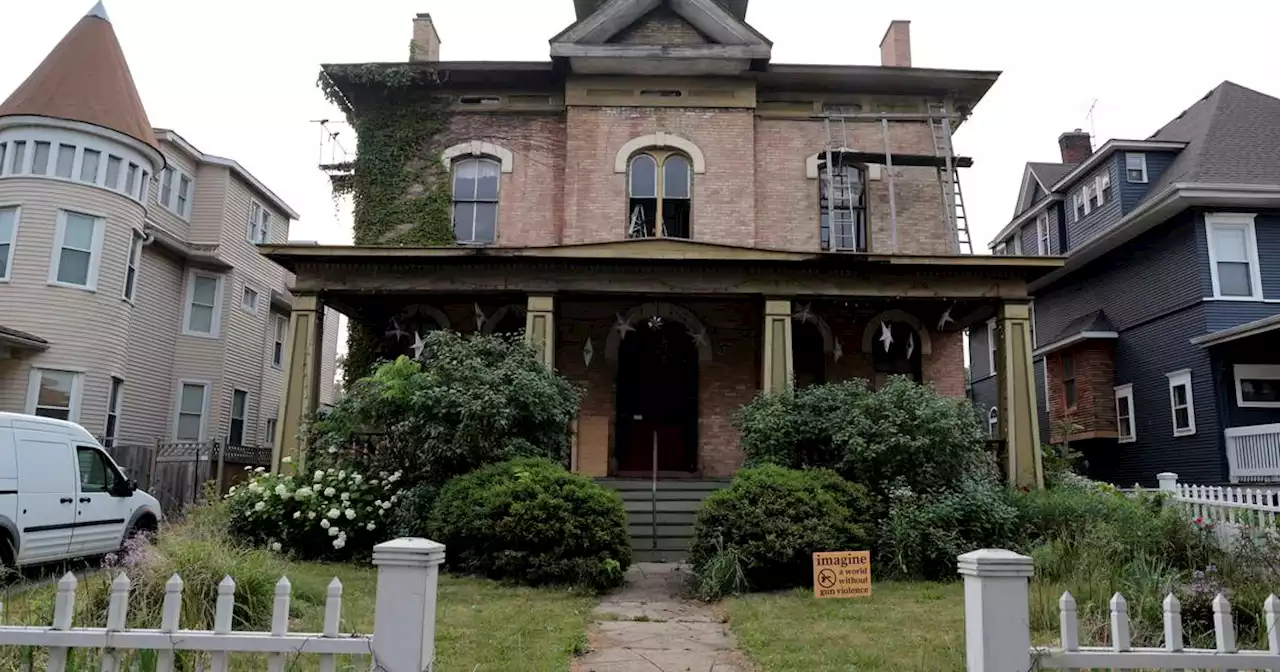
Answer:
608;5;710;45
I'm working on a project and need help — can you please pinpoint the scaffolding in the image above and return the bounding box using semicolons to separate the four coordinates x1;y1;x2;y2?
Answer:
819;102;974;255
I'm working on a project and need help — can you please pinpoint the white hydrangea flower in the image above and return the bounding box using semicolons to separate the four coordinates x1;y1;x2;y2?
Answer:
366;522;376;531
352;474;363;484
308;511;316;519
254;467;266;473
294;487;313;500
320;519;331;529
248;483;263;494
381;501;392;510
281;456;293;464
327;468;336;475
254;501;265;512
374;499;383;507
340;492;350;501
270;542;282;552
228;486;237;495
293;511;302;519
327;446;337;454
274;484;288;497
379;471;388;478
369;479;380;486
328;526;340;537
327;507;341;519
323;487;336;497
243;465;253;471
314;470;324;481
338;470;346;479
333;536;346;550
344;508;356;520
378;508;385;516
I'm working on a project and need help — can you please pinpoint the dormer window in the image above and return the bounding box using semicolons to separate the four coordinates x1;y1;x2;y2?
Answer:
247;201;271;245
1098;171;1112;203
627;151;691;239
1125;153;1148;183
159;166;194;220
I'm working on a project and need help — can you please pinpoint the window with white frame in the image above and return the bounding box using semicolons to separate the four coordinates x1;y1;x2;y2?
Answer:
1082;185;1094;215
174;382;208;442
50;210;104;290
182;271;223;337
265;417;277;446
228;389;249;446
31;142;49;175
1098;171;1112;204
1206;213;1263;300
1167;369;1195;436
988;407;999;438
80;149;101;183
122;230;142;301
987;318;998;376
452;157;500;244
247;201;271;245
1087;180;1100;210
26;369;82;422
8;141;25;174
159;167;173;207
1115;383;1135;443
159;167;193;219
105;155;121;189
54;144;74;179
0;205;17;281
1073;192;1085;220
241;285;259;315
1233;364;1280;408
1036;214;1050;255
272;313;288;367
1125;153;1148;183
1011;233;1023;255
994;242;1007;255
104;377;124;447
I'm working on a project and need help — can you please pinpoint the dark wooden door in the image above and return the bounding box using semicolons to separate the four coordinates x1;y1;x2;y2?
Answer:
615;320;699;474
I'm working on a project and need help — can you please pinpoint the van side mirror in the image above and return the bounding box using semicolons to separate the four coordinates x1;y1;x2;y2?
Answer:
111;479;137;497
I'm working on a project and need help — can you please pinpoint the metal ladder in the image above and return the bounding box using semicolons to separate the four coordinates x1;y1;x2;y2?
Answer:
928;101;973;255
822;115;860;252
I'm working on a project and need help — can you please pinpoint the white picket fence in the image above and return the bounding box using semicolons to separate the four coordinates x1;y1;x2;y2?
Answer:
0;537;444;672
960;549;1280;671
1158;471;1280;531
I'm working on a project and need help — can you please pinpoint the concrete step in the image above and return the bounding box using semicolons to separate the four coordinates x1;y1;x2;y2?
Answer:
624;499;702;513
617;489;722;501
632;548;689;563
625;511;697;526
631;536;695;551
599;478;731;492
628;524;696;538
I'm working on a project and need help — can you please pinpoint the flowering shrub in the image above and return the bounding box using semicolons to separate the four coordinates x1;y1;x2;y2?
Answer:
225;462;404;560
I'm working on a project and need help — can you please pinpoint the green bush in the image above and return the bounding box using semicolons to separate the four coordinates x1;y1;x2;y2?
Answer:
736;377;989;502
690;466;872;594
427;458;631;591
878;475;1021;580
225;463;403;560
308;332;581;490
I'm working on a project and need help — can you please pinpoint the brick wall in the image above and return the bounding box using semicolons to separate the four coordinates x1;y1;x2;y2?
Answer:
611;6;709;45
1045;341;1117;442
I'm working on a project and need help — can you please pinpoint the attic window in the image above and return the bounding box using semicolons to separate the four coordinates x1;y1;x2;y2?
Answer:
640;90;683;98
458;95;502;106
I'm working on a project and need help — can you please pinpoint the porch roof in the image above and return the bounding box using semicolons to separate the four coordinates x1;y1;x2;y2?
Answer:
1191;311;1280;348
0;325;48;351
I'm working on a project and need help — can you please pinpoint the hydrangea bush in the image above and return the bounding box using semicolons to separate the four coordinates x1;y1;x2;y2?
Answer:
225;460;405;560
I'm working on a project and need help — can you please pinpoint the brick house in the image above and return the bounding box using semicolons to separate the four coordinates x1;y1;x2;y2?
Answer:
971;81;1280;486
265;2;1056;500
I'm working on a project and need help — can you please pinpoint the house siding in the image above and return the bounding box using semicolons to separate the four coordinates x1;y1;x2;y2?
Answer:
1065;160;1122;250
967;352;1049;446
148;148;199;242
1198;209;1280;332
120;247;183;444
1118;150;1178;214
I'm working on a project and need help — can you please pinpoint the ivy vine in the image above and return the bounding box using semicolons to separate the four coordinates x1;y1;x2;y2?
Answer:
318;64;457;382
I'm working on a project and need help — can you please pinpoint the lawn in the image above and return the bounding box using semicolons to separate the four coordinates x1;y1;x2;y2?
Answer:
0;560;595;671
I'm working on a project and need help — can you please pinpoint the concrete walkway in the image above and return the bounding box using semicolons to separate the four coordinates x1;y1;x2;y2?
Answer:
574;563;750;672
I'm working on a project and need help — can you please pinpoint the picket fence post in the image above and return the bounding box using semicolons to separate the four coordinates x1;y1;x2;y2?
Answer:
371;537;447;672
958;549;1034;672
1158;471;1179;494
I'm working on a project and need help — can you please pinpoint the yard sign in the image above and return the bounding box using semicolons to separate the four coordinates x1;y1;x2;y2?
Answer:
812;550;871;598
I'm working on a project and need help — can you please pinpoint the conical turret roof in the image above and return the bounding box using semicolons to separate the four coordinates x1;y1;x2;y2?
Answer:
0;2;159;151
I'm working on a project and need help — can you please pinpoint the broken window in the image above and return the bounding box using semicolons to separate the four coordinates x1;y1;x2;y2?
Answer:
819;156;866;252
627;151;690;239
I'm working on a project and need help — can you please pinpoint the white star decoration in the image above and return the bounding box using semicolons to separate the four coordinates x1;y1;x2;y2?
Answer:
583;338;595;367
792;303;814;324
385;318;408;342
906;333;915;359
832;339;843;362
690;328;708;348
614;314;636;339
879;321;894;353
473;303;487;331
411;331;426;359
937;305;956;331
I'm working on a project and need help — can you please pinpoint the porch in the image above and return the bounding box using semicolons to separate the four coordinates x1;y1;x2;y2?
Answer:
262;239;1060;490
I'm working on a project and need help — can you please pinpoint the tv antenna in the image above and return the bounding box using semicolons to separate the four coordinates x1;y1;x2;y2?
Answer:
1084;98;1099;144
310;119;351;167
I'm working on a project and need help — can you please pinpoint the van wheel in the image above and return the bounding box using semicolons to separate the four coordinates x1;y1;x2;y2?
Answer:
0;533;15;572
125;516;158;546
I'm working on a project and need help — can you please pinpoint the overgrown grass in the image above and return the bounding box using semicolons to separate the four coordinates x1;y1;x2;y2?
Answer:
0;511;594;671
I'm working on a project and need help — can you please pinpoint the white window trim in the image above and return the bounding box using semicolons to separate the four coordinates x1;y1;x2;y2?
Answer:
25;368;85;424
48;209;105;291
272;313;288;368
1010;233;1022;255
1036;213;1050;255
1233;364;1280;408
994;242;1007;255
0;204;19;283
1029;301;1037;349
1166;368;1196;437
122;229;143;302
1073;192;1084;220
228;388;251;446
987;406;999;438
247;200;272;245
987;318;998;377
181;270;224;338
1205;212;1264;301
265;417;277;447
1099;170;1112;202
1126;152;1148;183
1114;383;1136;443
172;379;211;443
1081;185;1094;215
105;376;124;446
241;283;261;316
160;167;194;220
1094;174;1106;206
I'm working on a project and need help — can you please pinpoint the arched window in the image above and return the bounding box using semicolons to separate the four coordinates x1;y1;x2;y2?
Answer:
988;407;999;438
451;157;500;244
628;151;690;239
819;155;867;252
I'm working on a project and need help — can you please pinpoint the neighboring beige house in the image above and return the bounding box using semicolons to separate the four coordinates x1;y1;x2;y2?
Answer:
0;3;337;448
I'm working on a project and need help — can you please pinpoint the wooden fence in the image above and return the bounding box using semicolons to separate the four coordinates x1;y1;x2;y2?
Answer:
106;442;273;514
0;538;443;672
959;549;1280;670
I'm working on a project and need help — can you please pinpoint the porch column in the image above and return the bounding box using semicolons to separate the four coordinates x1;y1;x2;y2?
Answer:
762;299;794;393
525;295;555;369
273;293;325;472
996;300;1044;490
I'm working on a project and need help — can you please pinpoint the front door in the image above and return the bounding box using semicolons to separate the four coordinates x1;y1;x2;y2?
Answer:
13;431;77;564
70;446;130;556
615;319;699;475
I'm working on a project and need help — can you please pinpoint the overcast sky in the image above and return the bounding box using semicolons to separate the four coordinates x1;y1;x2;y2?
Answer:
0;0;1273;250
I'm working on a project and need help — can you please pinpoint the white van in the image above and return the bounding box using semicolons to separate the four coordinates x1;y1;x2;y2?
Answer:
0;412;162;567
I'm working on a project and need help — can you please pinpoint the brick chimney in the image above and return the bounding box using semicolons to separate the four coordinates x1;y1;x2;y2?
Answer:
1058;129;1093;165
410;13;440;62
879;20;911;67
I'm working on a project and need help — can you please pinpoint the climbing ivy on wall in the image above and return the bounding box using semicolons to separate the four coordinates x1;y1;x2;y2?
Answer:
318;64;457;384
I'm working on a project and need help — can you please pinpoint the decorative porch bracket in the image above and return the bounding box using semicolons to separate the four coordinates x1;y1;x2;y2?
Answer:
763;299;794;394
273;293;325;472
525;294;556;369
996;300;1044;489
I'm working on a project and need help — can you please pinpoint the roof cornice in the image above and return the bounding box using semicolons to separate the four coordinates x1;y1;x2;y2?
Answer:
990;193;1064;247
1046;139;1188;192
